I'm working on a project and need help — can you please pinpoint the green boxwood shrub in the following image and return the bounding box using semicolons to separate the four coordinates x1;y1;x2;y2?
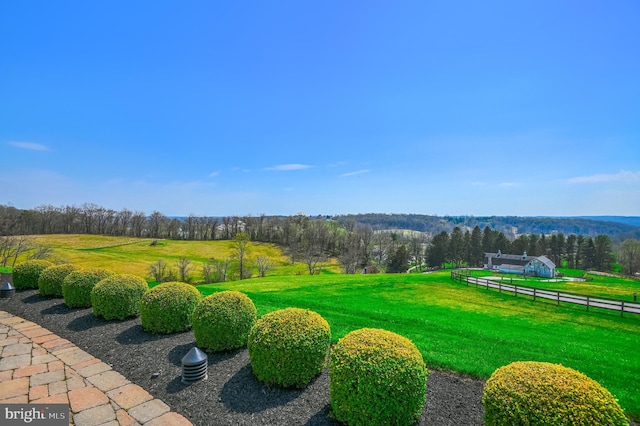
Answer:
329;328;428;426
13;260;54;290
91;274;149;320
62;268;115;308
248;307;331;388
139;282;202;334
192;291;257;352
38;264;78;297
483;361;627;426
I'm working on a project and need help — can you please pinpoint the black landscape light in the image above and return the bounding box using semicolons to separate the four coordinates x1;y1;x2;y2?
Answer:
181;346;208;383
0;282;15;299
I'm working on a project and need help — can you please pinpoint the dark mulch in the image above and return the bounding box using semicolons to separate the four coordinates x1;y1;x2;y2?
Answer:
1;290;485;425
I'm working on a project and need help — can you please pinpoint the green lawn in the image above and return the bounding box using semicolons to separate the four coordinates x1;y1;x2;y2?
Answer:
200;272;640;420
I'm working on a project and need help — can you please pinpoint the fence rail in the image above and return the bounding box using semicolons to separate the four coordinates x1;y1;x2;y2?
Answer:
451;270;640;316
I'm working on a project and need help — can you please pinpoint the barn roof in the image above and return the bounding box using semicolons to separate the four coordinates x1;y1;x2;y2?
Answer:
485;252;556;269
533;255;556;269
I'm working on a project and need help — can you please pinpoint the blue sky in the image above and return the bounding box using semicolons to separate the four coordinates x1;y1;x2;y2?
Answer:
1;1;639;217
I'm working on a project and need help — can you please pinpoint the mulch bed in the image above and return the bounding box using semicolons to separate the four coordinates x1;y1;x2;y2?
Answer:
1;289;485;425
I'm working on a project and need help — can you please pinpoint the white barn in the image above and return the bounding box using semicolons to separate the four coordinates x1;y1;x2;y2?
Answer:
484;251;556;278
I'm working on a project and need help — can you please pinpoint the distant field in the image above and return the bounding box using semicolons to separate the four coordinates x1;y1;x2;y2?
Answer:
18;234;339;279
203;272;640;419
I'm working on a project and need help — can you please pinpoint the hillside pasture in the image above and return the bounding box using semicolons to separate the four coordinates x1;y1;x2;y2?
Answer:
21;235;336;280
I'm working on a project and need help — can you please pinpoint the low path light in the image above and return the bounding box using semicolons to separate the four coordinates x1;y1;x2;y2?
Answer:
0;282;15;299
181;346;208;383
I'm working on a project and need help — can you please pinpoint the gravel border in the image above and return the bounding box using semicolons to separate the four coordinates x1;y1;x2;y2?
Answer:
1;289;485;425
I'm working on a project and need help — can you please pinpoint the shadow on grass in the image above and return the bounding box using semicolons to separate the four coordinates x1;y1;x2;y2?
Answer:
220;364;304;413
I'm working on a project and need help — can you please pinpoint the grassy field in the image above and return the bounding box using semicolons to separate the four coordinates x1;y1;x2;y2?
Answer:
17;234;340;279
204;273;640;419
7;235;640;419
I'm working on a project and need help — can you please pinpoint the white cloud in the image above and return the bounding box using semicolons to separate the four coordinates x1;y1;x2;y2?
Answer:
8;141;50;151
341;169;370;177
567;170;640;184
209;171;220;178
265;164;312;171
327;161;346;168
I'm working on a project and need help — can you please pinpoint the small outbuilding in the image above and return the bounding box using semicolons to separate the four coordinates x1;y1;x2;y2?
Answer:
483;250;556;278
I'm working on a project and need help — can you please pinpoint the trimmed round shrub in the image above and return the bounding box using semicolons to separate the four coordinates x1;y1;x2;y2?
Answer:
62;268;116;308
248;307;331;388
13;260;54;289
483;361;627;426
192;291;257;352
91;274;149;320
330;328;428;426
139;282;202;334
38;264;78;297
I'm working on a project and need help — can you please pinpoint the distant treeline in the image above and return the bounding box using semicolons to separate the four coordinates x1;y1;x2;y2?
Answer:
333;213;640;241
1;204;639;276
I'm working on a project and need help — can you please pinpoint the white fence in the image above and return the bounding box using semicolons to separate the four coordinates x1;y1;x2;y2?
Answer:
451;270;640;317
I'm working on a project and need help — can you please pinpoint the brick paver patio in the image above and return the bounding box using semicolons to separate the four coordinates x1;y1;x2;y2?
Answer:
0;310;192;425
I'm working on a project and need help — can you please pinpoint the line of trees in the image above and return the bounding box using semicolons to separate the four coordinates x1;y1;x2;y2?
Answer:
1;203;639;277
425;226;622;273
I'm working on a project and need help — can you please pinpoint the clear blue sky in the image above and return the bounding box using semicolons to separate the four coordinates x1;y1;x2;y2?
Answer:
1;1;639;217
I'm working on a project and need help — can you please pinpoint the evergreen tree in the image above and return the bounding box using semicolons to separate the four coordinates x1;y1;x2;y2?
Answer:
387;245;409;273
593;235;615;272
463;229;471;266
565;234;577;268
448;227;465;268
470;226;483;267
579;237;595;270
494;232;511;253
482;226;494;253
511;235;528;255
527;234;539;256
427;231;448;268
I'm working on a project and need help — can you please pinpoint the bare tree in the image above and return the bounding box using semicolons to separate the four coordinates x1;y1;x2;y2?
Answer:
1;236;32;267
233;232;251;279
301;220;328;275
27;244;54;260
207;217;219;240
148;211;166;239
131;211;146;237
175;257;194;283
116;208;133;236
619;239;640;276
338;232;362;274
202;258;231;283
148;259;174;282
256;256;274;277
372;231;391;266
